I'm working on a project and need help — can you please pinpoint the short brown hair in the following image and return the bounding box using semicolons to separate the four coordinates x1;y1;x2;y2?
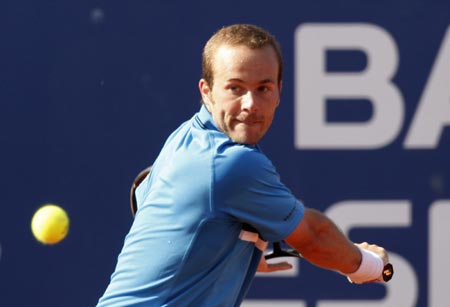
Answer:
201;24;283;88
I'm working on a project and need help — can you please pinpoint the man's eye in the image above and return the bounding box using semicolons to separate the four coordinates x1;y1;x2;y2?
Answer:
230;86;242;93
258;86;269;92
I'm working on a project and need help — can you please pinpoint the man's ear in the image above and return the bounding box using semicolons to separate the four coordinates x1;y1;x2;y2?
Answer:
199;79;212;110
277;80;283;107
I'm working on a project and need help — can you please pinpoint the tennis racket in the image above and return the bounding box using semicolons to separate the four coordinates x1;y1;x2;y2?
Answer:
129;165;152;217
265;241;393;282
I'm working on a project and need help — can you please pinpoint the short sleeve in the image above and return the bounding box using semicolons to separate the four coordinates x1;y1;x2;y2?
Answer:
213;144;304;242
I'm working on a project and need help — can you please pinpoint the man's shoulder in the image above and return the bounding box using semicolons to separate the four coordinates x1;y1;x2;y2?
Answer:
220;142;260;158
216;144;274;176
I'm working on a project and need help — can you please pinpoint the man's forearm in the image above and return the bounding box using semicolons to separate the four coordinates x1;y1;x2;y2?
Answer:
285;208;362;273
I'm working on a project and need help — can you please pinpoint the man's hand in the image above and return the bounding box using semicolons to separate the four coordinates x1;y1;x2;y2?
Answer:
348;242;392;283
355;242;389;266
257;253;293;273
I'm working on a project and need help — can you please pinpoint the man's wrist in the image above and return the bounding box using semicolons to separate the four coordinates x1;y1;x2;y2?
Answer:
345;246;384;284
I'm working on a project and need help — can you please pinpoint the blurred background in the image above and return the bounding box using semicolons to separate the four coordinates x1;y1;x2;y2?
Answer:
1;1;449;306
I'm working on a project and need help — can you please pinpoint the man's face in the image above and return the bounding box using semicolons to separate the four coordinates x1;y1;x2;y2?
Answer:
199;44;282;145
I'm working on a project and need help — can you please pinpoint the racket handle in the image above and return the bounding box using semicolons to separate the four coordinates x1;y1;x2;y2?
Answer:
382;263;394;282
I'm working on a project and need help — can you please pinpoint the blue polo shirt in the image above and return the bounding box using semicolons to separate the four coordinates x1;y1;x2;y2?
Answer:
96;105;304;307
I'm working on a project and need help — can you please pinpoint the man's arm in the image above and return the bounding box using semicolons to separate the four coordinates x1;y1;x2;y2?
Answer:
285;208;388;280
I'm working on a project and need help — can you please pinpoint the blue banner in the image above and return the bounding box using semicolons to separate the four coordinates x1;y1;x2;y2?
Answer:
1;1;448;306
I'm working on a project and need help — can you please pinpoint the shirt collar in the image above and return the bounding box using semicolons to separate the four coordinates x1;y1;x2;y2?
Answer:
198;104;219;131
196;104;260;149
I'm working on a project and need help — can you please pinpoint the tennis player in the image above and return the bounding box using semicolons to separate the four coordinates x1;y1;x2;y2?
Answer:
96;23;390;307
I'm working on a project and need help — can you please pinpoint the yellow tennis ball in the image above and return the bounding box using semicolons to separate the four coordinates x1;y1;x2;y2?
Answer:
31;204;69;245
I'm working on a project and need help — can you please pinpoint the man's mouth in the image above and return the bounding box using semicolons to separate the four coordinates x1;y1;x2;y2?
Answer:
236;115;263;125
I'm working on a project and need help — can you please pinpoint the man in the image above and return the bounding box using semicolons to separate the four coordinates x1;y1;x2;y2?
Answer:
96;24;389;307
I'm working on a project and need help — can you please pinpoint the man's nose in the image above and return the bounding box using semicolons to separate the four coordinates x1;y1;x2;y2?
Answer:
241;91;258;112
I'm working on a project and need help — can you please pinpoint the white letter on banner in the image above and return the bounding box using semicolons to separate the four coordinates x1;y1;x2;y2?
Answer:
404;26;450;149
295;23;404;149
319;200;418;307
429;200;450;307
